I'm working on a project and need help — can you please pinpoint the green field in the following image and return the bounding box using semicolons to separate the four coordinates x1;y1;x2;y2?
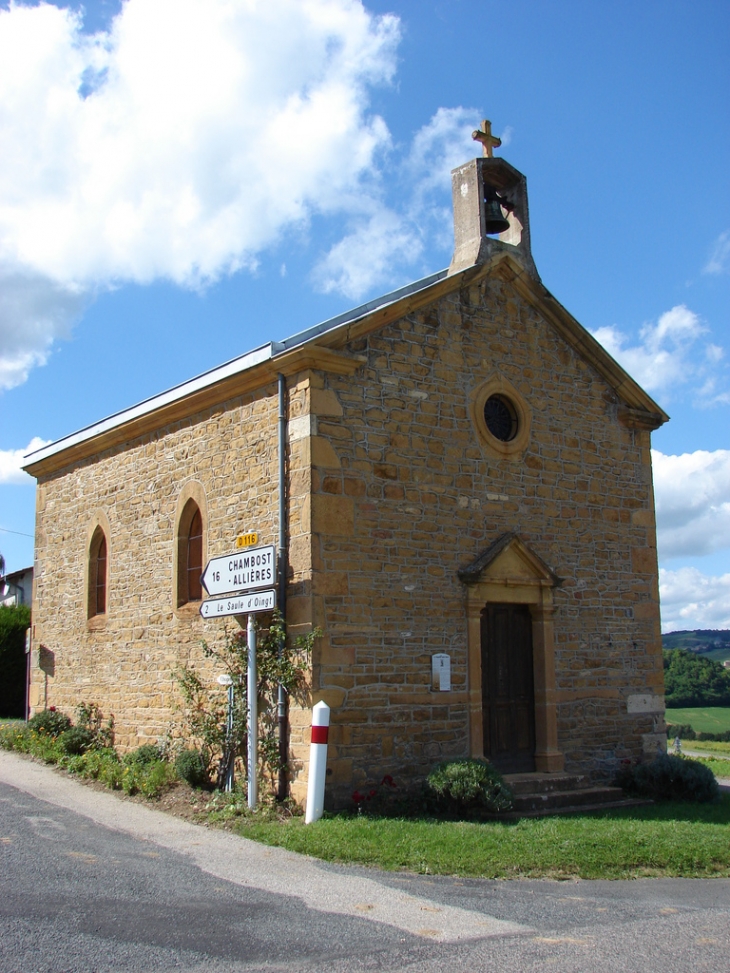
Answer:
665;707;730;734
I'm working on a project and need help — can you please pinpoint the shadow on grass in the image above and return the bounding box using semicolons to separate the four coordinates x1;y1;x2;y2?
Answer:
337;793;730;828
579;793;730;825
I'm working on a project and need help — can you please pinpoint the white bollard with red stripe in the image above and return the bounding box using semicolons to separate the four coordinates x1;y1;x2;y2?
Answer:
304;700;330;824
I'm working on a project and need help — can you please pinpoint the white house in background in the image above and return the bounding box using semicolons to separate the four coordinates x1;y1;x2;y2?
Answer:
1;566;34;607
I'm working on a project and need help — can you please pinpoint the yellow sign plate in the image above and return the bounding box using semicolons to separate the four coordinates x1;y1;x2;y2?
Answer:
235;532;259;549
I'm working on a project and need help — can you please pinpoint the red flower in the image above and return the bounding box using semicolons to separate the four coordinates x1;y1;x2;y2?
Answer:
381;774;396;788
49;706;56;712
352;790;365;803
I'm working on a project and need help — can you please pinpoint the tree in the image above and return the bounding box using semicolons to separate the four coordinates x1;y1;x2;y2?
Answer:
0;603;30;718
663;649;730;708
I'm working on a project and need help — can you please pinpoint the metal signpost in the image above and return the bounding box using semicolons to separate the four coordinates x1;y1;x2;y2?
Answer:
247;614;257;810
200;540;276;811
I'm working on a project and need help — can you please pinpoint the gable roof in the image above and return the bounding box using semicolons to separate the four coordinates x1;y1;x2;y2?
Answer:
23;251;668;478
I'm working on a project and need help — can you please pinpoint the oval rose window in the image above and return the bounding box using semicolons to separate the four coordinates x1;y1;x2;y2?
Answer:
483;394;518;442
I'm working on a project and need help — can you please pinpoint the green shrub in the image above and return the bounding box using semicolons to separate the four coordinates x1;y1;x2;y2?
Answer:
616;754;719;803
27;709;72;737
666;722;730;743
34;733;65;764
0;723;31;752
59;726;95;755
76;747;120;779
1;721;176;801
0;604;30;718
697;730;730;742
426;758;513;813
666;723;696;740
75;701;115;749
175;748;209;789
135;760;177;798
124;744;163;767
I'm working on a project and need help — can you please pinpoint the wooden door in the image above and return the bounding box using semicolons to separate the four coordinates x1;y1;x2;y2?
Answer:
480;603;536;773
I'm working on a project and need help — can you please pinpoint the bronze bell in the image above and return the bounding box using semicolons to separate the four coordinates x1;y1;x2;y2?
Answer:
483;186;511;236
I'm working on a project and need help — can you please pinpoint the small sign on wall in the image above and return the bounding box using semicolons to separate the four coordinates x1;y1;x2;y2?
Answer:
431;653;451;692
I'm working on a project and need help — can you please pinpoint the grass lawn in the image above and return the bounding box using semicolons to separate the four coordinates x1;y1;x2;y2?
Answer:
233;798;730;880
666;707;730;734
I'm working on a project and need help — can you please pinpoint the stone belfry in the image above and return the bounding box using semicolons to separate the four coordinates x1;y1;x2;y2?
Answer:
449;119;539;280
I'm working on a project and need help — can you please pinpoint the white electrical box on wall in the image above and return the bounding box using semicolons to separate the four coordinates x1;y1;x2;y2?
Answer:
431;653;451;691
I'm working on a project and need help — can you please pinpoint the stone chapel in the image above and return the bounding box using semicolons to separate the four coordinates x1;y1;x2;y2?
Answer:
25;125;669;806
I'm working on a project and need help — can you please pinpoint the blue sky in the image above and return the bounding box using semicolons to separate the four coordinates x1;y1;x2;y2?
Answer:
0;0;728;631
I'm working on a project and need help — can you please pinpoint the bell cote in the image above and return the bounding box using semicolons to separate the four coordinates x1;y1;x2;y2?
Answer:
449;120;539;280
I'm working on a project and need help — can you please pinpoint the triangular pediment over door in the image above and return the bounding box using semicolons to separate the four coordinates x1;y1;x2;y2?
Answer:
460;533;565;774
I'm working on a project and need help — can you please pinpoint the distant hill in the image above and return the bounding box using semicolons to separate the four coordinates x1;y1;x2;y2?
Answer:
662;629;730;664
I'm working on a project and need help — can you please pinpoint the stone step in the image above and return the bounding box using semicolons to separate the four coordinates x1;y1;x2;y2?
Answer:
510;785;626;814
505;795;652;819
503;772;588;796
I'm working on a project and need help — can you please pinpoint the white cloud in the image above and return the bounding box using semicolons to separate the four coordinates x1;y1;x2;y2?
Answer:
0;437;51;484
653;449;730;559
312;105;480;298
498;124;514;148
703;230;730;275
660;567;730;633
592;305;729;405
0;269;87;389
0;0;401;381
312;207;423;299
592;305;709;395
405;106;481;199
405;106;481;254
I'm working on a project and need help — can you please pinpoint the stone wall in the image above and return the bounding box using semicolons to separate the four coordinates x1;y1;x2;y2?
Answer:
305;275;665;803
29;382;314;776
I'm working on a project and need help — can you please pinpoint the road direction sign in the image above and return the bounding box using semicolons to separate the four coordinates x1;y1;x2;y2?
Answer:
200;589;276;619
201;544;276;596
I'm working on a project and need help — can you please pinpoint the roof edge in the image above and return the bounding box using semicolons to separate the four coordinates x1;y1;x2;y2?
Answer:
489;256;670;426
23;251;669;477
23;270;448;477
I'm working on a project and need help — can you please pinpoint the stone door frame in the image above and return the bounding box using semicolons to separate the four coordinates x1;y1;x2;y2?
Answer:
460;533;565;774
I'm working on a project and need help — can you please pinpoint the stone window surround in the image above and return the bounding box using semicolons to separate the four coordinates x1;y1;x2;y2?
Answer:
469;370;532;459
85;511;111;631
173;480;208;617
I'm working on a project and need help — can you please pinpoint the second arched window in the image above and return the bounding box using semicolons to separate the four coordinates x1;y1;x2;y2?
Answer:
177;500;204;606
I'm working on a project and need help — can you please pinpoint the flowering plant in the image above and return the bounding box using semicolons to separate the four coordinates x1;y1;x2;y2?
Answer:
352;774;398;813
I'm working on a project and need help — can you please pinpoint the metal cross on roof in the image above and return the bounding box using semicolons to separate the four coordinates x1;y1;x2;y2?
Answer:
472;119;502;158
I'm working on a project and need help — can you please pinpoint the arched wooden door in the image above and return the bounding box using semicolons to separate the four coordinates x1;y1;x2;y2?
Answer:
480;603;536;773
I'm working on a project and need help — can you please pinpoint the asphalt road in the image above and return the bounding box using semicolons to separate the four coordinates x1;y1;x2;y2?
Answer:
1;750;729;973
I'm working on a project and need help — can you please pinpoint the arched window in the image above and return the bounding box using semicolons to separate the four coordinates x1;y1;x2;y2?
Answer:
187;508;203;601
177;500;204;606
88;527;108;618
